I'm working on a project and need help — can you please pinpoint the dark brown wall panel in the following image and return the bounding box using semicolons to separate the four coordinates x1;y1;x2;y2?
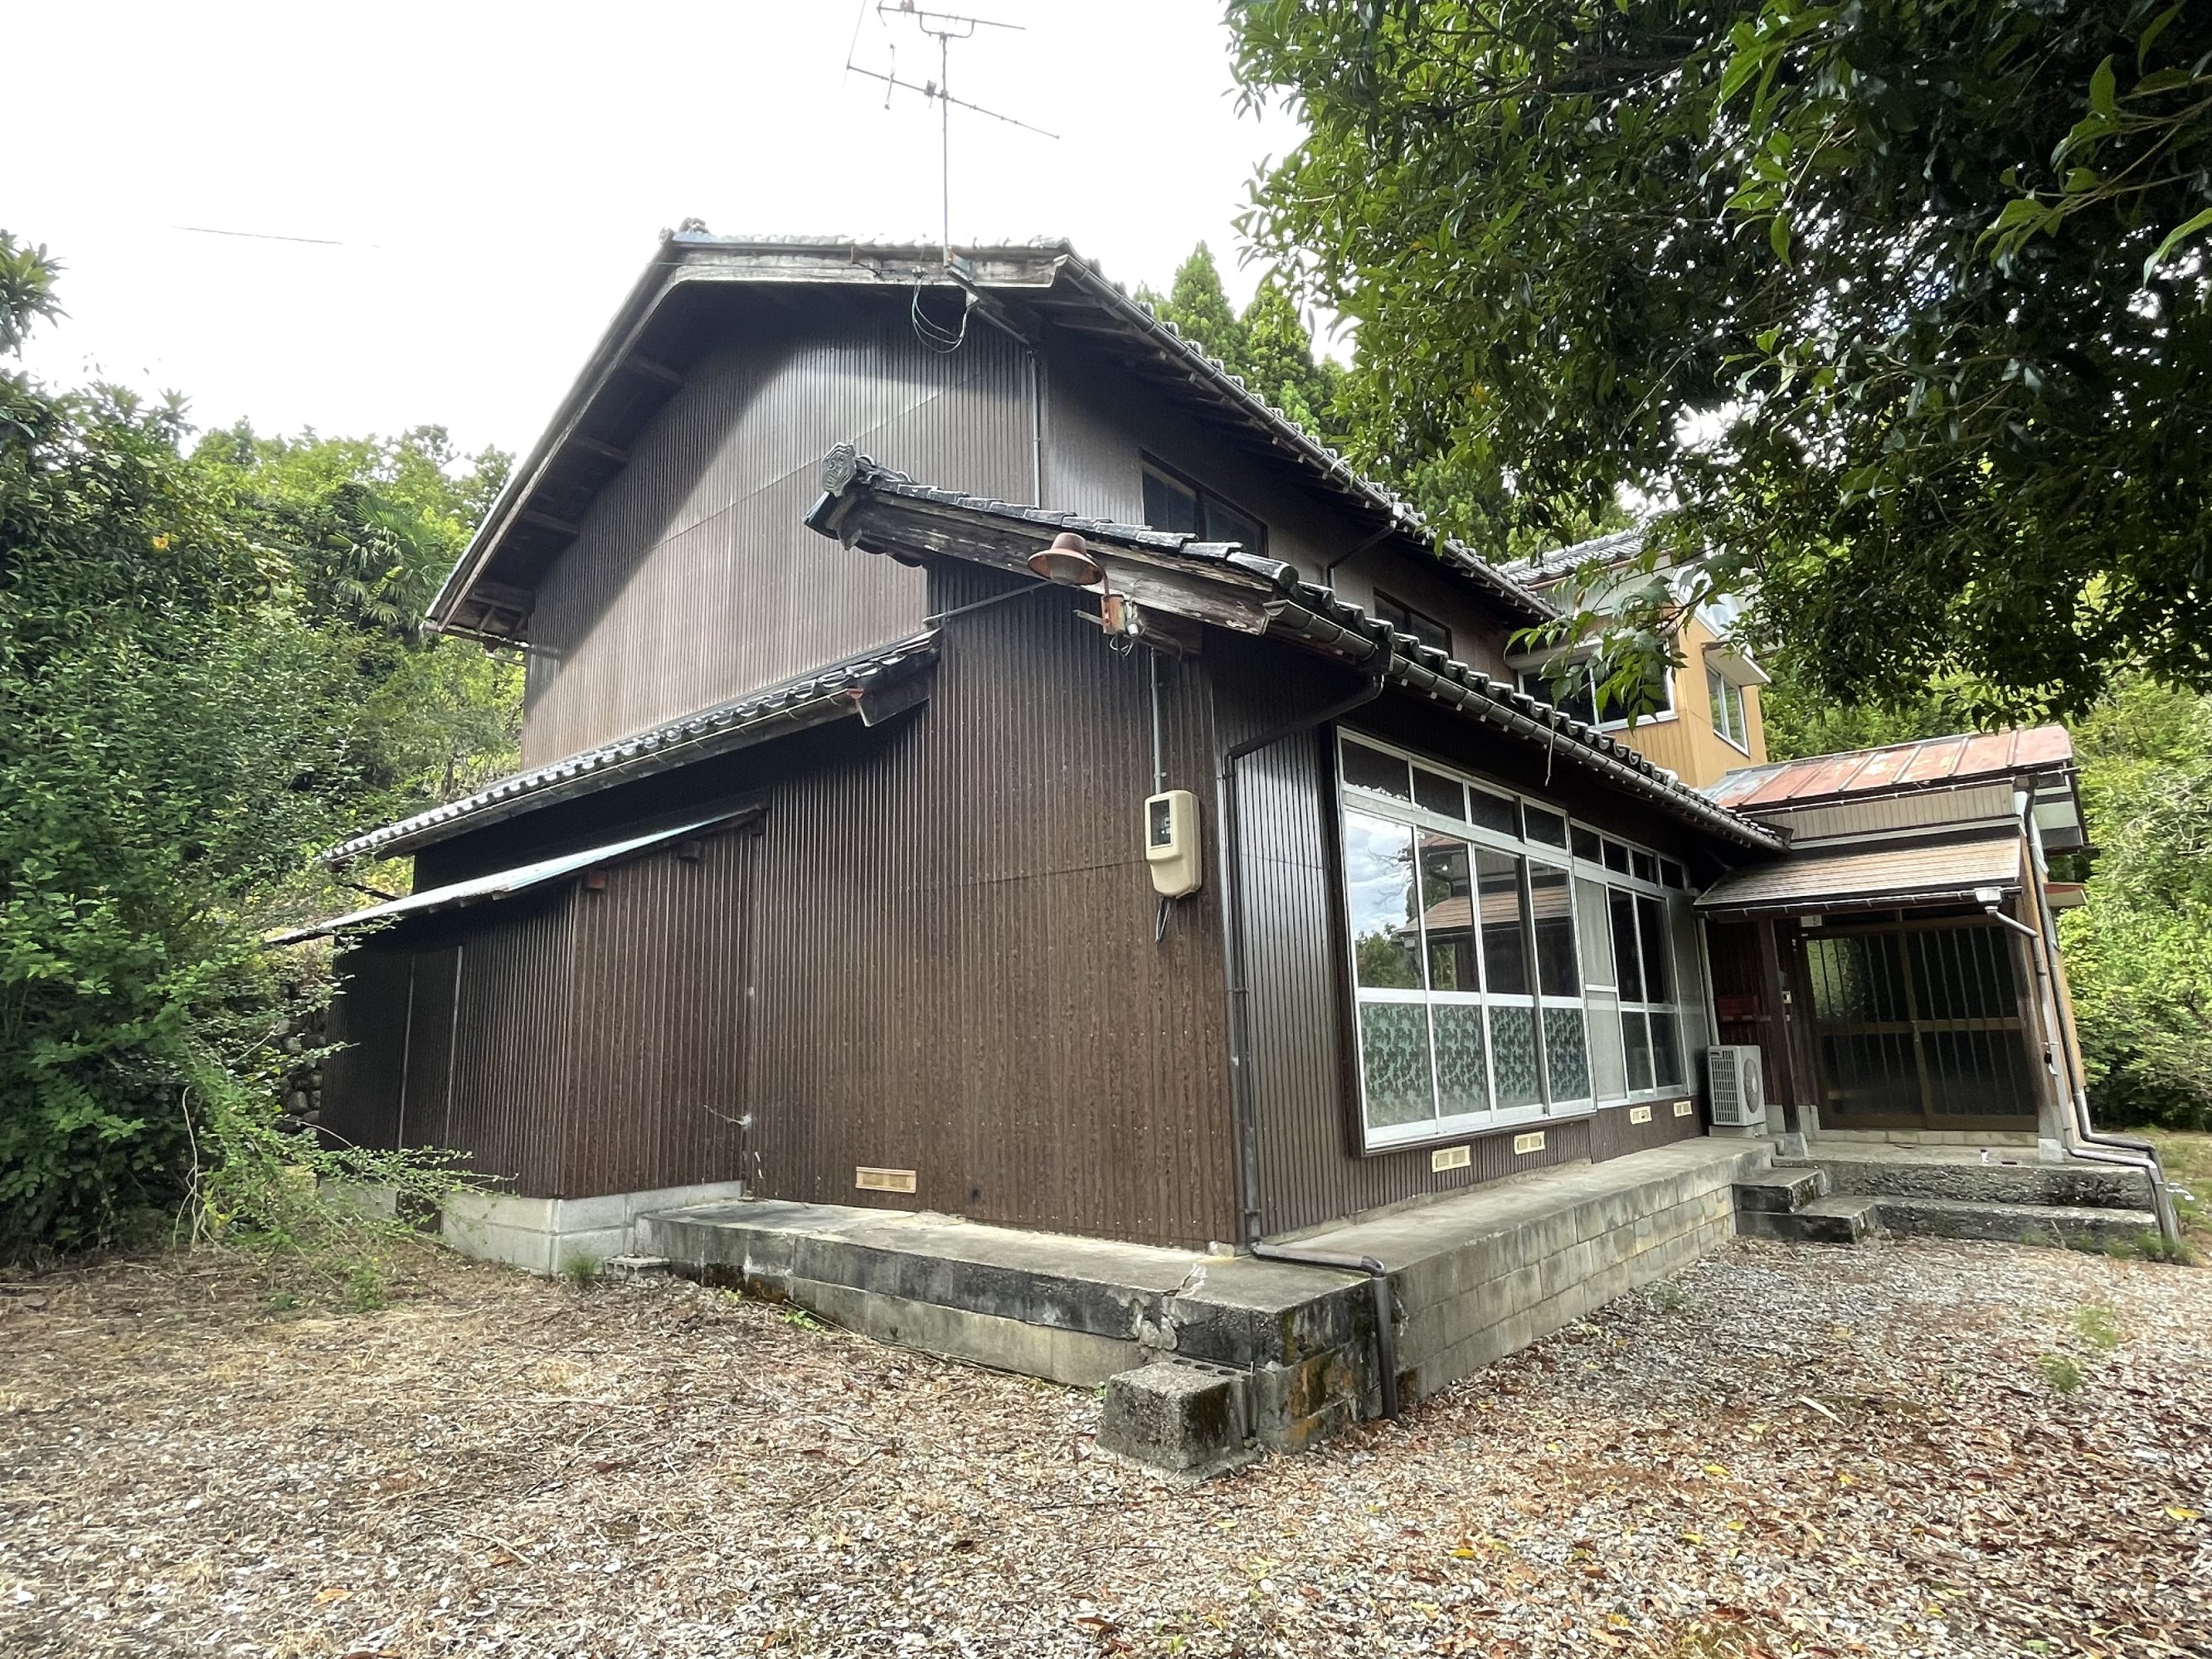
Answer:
740;561;1237;1249
561;828;755;1196
523;295;1034;767
436;893;576;1193
319;945;412;1152
1588;1099;1705;1164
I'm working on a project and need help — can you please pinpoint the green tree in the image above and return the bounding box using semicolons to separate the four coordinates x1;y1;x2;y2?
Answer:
0;233;518;1253
1138;244;1349;445
2062;678;2212;1128
1231;0;2212;718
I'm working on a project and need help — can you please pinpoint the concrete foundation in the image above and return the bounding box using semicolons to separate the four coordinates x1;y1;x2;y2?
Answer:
644;1138;1771;1472
440;1180;752;1276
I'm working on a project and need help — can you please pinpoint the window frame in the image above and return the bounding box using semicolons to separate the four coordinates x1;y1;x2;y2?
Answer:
1139;457;1268;557
1707;664;1751;753
1336;732;1700;1154
1372;589;1454;659
1517;655;1677;733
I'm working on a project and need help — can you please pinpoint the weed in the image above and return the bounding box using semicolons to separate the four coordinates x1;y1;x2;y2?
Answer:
344;1263;388;1315
780;1306;824;1331
2072;1305;2121;1353
260;1291;299;1314
560;1254;603;1292
2035;1354;2083;1395
1653;1280;1694;1316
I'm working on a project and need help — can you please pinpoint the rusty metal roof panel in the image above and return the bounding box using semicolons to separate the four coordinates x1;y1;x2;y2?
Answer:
1696;830;2024;915
1706;725;2075;811
324;635;938;864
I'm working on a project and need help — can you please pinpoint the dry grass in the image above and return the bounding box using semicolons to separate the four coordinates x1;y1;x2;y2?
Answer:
1;1236;2206;1658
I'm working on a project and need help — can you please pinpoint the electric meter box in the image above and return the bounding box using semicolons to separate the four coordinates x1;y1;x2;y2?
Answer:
1144;790;1203;898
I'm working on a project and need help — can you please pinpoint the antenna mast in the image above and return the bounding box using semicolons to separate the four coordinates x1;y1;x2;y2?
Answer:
847;0;1057;264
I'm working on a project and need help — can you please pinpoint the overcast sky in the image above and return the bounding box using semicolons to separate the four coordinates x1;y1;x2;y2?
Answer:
10;2;1305;459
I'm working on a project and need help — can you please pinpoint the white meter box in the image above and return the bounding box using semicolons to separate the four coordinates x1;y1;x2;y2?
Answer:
1144;790;1202;898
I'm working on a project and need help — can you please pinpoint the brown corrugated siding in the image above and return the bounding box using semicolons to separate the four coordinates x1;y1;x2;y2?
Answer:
1588;1099;1706;1163
561;828;756;1196
440;891;576;1193
319;945;412;1151
523;295;1034;767
740;561;1237;1248
1206;633;1594;1238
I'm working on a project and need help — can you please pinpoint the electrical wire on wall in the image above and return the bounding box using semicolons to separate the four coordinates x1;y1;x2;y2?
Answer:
910;282;973;354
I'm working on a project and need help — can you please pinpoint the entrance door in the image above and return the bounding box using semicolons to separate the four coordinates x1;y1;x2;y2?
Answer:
1799;920;2040;1131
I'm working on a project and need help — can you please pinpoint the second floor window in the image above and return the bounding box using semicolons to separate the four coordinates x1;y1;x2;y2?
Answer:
1709;667;1749;751
1373;590;1453;658
1142;465;1265;553
1519;657;1675;730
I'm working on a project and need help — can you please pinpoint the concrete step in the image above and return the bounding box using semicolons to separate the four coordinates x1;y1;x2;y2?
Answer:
1777;1155;2154;1211
1874;1196;2161;1251
1734;1195;1883;1246
1732;1168;1830;1214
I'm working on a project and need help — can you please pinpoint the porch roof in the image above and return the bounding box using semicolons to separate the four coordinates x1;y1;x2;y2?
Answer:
805;448;1783;853
323;635;936;864
273;808;756;946
1695;829;2023;918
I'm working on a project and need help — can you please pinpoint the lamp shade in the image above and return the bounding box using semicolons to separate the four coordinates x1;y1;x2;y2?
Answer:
1027;532;1105;587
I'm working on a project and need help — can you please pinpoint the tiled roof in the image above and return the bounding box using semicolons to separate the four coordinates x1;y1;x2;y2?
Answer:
326;636;937;864
809;450;1782;852
1497;528;1648;588
1697;830;2023;915
1706;727;2075;812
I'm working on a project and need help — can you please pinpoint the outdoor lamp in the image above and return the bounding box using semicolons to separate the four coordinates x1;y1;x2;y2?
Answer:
1028;531;1105;587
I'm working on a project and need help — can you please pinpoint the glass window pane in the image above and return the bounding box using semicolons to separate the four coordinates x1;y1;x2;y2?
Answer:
1602;839;1631;874
1571;825;1602;862
1489;1005;1542;1109
1631;849;1658;884
1359;1000;1436;1129
1432;1003;1490;1117
1412;766;1464;819
1475;848;1530;995
1202;497;1263;552
1608;888;1645;1001
1465;786;1518;836
1575;876;1616;987
1524;805;1568;847
1543;1007;1591;1102
1660;859;1685;890
1143;469;1198;534
1341;740;1410;800
1650;1010;1685;1091
1623;1009;1655;1092
1418;835;1479;991
1636;895;1673;1003
1529;864;1579;996
1587;990;1626;1100
1343;811;1422;988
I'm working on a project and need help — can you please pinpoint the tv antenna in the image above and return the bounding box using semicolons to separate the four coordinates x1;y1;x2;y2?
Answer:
846;1;1058;265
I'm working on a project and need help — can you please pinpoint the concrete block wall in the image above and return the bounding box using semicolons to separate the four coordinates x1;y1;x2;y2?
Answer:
441;1180;751;1276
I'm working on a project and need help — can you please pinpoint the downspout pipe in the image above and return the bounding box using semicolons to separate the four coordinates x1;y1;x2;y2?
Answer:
1249;1243;1402;1421
1215;631;1398;1417
2007;795;2181;1247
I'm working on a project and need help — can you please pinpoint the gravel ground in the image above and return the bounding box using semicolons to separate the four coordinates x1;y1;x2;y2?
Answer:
1;1237;2206;1659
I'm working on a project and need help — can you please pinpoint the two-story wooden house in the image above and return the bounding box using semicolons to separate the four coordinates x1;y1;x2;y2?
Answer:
297;231;2168;1292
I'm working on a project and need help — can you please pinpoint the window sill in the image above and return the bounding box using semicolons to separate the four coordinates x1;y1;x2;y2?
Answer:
1360;1102;1595;1159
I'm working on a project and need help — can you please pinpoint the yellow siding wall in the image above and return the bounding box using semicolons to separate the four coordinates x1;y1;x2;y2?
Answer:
1608;613;1765;790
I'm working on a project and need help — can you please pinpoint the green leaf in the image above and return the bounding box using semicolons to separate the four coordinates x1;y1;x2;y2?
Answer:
2143;207;2212;283
2088;56;2117;118
1770;213;1792;265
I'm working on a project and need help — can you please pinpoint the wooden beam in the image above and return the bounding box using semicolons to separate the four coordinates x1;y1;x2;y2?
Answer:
519;508;581;538
566;435;630;466
623;353;684;388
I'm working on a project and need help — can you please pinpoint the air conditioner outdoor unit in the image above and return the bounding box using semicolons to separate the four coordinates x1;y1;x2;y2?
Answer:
1707;1044;1767;1127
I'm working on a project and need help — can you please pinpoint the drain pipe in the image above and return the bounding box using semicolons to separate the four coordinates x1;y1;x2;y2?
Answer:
1250;1242;1402;1420
1984;797;2180;1246
1215;631;1398;1418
